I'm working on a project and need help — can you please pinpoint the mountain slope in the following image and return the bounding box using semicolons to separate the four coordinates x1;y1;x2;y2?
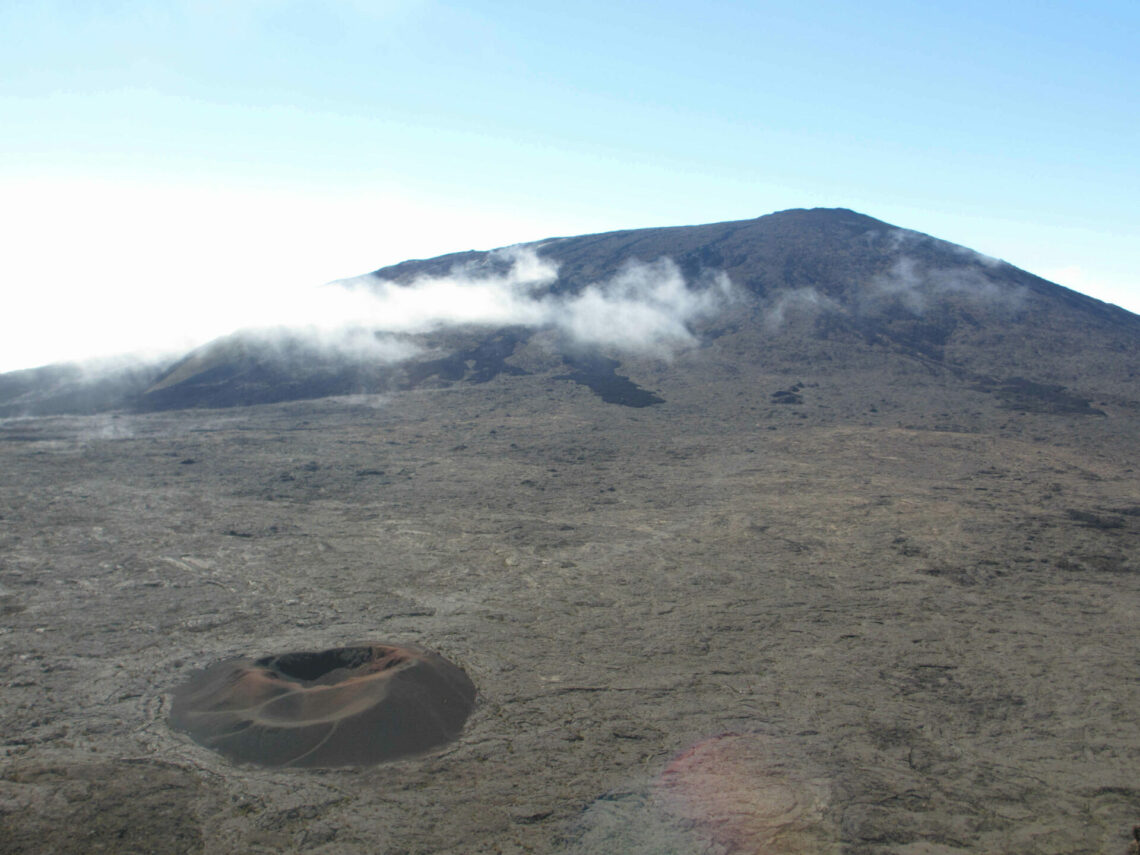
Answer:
374;207;1136;383
1;208;1137;417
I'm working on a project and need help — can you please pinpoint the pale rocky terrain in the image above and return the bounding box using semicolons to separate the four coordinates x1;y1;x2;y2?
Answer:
2;346;1138;854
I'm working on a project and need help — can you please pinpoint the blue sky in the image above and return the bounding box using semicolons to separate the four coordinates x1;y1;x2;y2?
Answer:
1;0;1137;371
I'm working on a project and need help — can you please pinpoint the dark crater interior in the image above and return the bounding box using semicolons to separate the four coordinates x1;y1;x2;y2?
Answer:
256;646;403;683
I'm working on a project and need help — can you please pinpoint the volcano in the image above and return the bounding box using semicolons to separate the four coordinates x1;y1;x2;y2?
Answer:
1;207;1136;417
1;209;1138;854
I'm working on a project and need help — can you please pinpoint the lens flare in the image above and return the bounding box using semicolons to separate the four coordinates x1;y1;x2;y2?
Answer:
656;733;835;854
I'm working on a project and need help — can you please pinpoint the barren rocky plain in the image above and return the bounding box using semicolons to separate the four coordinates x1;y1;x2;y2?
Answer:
1;210;1138;853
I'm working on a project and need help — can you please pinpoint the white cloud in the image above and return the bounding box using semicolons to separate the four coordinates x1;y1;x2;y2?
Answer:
343;250;735;356
0;175;736;374
868;256;1024;313
762;287;839;331
0;177;588;372
550;259;733;353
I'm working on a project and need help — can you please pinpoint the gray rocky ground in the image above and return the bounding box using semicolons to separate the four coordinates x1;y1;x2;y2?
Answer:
1;337;1138;853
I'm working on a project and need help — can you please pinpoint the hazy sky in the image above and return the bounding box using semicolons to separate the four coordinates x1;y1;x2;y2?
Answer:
2;0;1137;372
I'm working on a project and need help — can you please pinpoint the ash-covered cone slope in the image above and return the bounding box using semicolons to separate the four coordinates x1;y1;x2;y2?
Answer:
1;207;1137;417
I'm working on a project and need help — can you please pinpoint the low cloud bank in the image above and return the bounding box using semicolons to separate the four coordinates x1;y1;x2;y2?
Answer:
327;246;736;357
556;258;733;351
1;243;737;383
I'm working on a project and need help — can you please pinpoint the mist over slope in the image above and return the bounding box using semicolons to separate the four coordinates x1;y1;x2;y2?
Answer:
1;207;1136;417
